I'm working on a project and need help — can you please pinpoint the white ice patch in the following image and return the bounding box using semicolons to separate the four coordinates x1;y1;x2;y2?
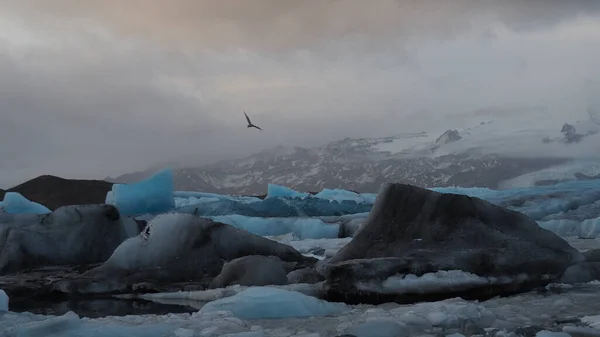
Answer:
356;270;532;295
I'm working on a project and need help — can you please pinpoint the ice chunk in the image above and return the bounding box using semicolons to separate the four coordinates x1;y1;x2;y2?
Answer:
0;192;50;214
0;289;8;311
344;319;408;337
266;184;309;199
209;215;339;240
199;287;350;319
106;169;175;216
8;311;82;336
0;204;130;275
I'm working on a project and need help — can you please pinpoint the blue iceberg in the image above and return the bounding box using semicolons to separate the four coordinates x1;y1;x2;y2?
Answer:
199;287;350;319
106;169;175;216
0;192;51;214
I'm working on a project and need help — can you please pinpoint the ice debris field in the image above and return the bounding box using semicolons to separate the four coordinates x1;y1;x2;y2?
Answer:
1;169;600;336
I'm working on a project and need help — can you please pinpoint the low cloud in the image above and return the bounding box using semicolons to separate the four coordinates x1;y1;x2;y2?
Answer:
0;1;599;187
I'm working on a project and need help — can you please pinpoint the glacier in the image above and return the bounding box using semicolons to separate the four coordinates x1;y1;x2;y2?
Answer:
2;170;600;336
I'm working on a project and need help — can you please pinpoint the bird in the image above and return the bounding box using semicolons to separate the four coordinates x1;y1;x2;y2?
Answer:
244;111;263;131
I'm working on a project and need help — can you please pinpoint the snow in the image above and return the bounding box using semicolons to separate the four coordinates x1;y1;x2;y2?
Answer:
371;132;438;155
0;192;51;214
500;160;600;189
0;289;7;312
106;169;176;216
198;287;350;319
266;184;309;199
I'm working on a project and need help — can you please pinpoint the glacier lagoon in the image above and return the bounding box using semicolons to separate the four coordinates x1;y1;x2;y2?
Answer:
1;169;600;337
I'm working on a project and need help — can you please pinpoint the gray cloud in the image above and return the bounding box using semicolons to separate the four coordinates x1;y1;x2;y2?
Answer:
3;0;600;53
0;1;599;188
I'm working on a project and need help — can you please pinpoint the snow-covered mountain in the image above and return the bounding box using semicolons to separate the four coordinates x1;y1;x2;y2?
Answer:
111;118;600;194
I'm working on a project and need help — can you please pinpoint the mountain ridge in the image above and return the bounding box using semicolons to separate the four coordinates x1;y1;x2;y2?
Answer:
109;118;600;195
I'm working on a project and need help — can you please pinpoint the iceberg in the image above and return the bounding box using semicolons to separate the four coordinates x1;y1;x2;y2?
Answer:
209;214;339;240
0;289;7;312
199;287;350;319
0;192;51;214
106;169;175;216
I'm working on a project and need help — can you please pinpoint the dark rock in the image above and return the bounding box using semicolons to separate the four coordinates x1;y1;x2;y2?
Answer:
338;218;367;238
584;249;600;262
0;204;137;275
209;255;289;289
54;213;315;294
513;325;545;337
287;268;326;284
321;183;583;304
5;175;112;210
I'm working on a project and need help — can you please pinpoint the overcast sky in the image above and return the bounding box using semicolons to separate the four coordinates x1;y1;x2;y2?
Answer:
0;0;599;188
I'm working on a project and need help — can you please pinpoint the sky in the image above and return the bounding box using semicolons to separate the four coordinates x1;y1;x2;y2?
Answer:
0;0;599;188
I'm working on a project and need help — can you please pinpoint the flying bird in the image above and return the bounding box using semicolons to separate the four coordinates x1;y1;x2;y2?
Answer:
244;111;263;131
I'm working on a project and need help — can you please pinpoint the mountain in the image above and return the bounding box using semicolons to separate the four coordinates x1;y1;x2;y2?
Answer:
3;175;112;210
110;118;600;195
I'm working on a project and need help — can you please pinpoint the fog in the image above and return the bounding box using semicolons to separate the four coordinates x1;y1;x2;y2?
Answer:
0;0;599;188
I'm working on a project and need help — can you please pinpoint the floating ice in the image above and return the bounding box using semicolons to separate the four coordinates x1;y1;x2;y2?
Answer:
171;196;372;219
0;311;177;337
344;319;408;337
0;289;7;312
0;192;51;214
209;215;339;240
536;331;571;337
106;169;175;216
199;287;350;319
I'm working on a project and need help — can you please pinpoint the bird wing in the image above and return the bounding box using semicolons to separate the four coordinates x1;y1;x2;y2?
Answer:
244;111;252;125
252;125;263;131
